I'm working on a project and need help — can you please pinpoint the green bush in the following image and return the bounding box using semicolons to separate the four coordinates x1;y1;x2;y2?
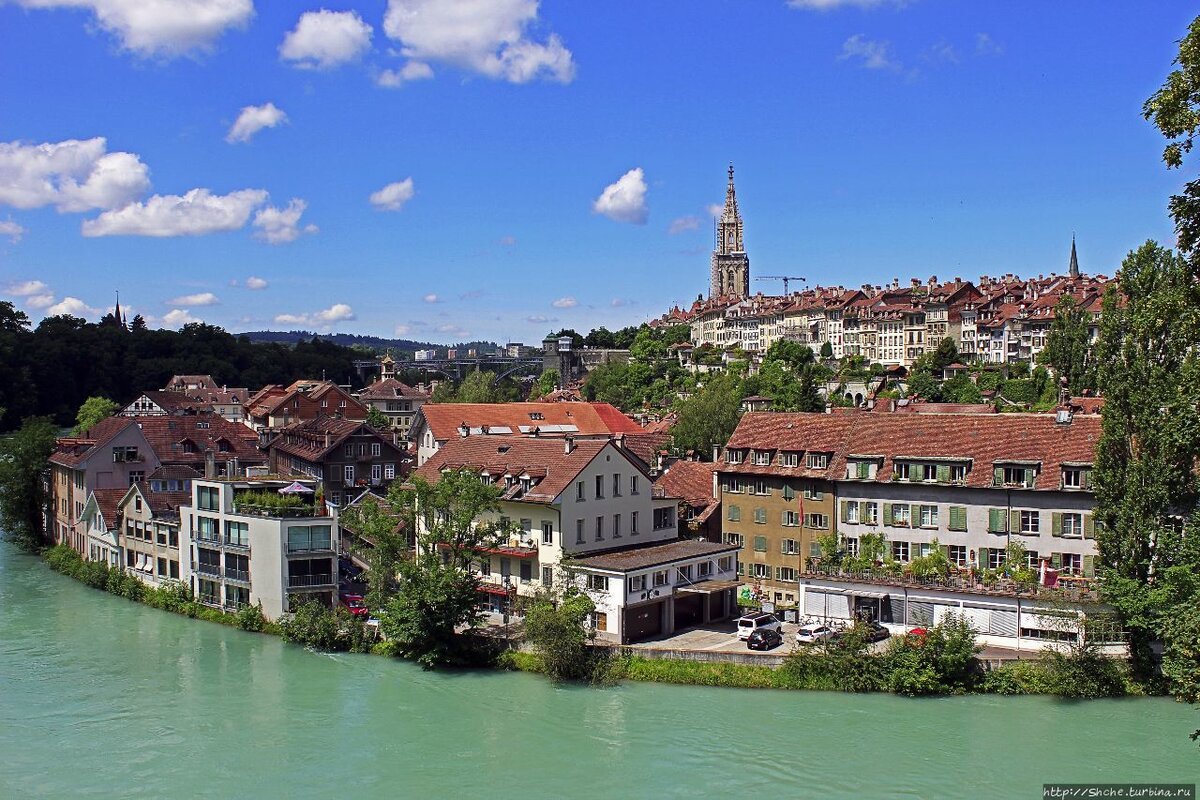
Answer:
235;603;267;632
1037;647;1129;699
979;660;1052;695
279;601;371;653
883;615;983;696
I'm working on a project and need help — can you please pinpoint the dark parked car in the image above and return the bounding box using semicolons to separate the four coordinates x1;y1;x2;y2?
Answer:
862;621;891;643
746;627;784;651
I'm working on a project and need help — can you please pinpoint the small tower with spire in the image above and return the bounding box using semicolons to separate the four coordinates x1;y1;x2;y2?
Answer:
1068;235;1080;279
709;164;751;299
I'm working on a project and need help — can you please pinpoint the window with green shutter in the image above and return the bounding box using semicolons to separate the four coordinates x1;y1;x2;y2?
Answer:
988;508;1006;533
840;501;850;523
753;536;767;552
1083;515;1095;539
754;508;767;524
883;503;892;525
1082;555;1095;577
1024;468;1035;488
1051;513;1063;537
782;484;795;501
1008;509;1021;535
992;466;1003;486
856;461;870;479
948;506;967;531
936;464;950;483
728;505;741;522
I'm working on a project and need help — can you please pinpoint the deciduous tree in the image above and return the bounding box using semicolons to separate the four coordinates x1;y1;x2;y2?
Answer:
0;416;58;551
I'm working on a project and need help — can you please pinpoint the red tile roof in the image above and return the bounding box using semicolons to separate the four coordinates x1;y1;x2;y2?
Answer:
357;378;429;401
50;417;137;468
136;413;265;466
418;402;641;442
655;460;717;509
270;416;400;461
723;410;1101;491
412;437;613;503
88;488;129;528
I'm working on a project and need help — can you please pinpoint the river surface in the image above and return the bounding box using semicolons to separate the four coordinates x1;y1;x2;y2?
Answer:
0;541;1196;799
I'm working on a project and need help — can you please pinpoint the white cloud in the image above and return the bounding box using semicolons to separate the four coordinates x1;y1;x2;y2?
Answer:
592;167;648;225
13;0;253;58
369;178;415;211
975;33;1003;56
46;296;102;319
280;9;372;70
926;40;959;63
226;102;288;143
393;323;412;336
81;187;267;237
4;280;49;297
0;138;150;212
245;276;268;290
552;296;577;309
668;215;699;235
0;219;26;242
706;203;723;219
26;293;56;309
382;0;575;84
423;293;440;303
273;303;356;330
839;34;900;71
162;308;201;328
611;298;634;308
434;322;469;338
253;198;316;244
165;291;218;306
526;314;554;324
377;60;435;88
788;0;905;9
498;234;516;246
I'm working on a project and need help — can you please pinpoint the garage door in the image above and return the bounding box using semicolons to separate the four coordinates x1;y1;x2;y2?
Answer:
625;602;663;642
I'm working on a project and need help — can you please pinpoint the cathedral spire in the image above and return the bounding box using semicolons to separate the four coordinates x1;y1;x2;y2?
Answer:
1068;235;1080;279
709;164;750;299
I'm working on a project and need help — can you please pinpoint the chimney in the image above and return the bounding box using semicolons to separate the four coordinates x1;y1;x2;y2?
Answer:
459;422;469;438
204;449;216;479
711;445;720;461
564;436;575;455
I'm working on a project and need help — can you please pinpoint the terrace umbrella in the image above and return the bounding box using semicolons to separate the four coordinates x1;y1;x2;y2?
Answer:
279;481;314;495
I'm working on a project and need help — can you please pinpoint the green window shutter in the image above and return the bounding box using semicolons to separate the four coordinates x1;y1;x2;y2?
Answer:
857;461;870;479
782;484;794;501
1024;468;1035;488
775;566;782;581
1009;509;1021;534
1083;515;1096;539
754;536;767;552
840;501;849;523
812;488;823;501
1050;553;1062;569
978;547;989;567
1051;513;1062;537
1081;470;1092;490
1082;554;1095;578
949;506;966;531
728;505;740;522
987;508;1000;532
936;465;950;483
883;503;893;525
993;466;1003;487
858;501;869;522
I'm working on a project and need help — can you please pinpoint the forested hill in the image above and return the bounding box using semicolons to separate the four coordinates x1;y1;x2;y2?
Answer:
237;330;499;354
0;305;374;430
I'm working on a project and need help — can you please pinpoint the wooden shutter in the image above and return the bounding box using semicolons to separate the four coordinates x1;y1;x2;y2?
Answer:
754;536;767;551
949;506;966;531
1051;513;1063;537
1051;552;1062;568
936;465;950;483
988;508;1002;532
993;466;1003;486
1009;509;1021;535
1082;555;1095;577
858;501;869;523
883;503;892;525
1083;515;1096;539
782;484;794;501
840;501;850;523
1024;468;1035;488
978;546;989;567
1081;469;1092;490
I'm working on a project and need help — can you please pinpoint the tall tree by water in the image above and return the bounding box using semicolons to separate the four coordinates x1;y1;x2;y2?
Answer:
0;416;58;551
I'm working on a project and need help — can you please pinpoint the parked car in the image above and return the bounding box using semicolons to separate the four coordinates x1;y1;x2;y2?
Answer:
795;622;836;644
862;621;891;643
735;613;782;640
340;593;369;617
746;627;784;651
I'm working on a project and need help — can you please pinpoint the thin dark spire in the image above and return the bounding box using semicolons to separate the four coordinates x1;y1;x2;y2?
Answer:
1068;234;1079;279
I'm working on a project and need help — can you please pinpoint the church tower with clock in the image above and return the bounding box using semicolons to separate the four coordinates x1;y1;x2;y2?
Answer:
709;164;750;299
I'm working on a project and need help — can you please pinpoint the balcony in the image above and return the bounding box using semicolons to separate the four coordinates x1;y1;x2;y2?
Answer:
197;563;221;578
224;568;250;584
288;573;334;588
194;532;221;546
800;564;1101;602
221;538;250;552
233;503;317;519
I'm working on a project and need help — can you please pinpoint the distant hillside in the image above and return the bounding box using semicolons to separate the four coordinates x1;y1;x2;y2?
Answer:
236;330;501;355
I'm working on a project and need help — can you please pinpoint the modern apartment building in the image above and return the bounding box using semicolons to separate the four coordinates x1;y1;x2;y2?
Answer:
179;477;339;620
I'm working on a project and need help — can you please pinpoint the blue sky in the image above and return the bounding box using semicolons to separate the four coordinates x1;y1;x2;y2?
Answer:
0;1;1194;344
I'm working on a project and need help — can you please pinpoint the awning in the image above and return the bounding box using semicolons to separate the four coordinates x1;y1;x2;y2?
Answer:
134;554;145;571
676;579;740;595
852;590;888;599
478;585;512;596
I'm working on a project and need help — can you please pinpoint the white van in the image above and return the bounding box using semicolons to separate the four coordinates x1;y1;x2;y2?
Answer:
735;613;782;640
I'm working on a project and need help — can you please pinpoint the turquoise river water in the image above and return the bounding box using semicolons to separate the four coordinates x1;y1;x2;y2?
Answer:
0;541;1196;799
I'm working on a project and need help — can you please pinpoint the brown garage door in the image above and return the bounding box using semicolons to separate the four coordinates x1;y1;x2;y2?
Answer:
625;602;663;642
674;594;704;630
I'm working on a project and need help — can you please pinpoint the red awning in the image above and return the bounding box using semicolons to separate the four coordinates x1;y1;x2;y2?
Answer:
479;585;513;596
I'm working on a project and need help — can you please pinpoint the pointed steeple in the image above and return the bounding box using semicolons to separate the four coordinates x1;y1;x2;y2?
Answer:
709;164;750;299
722;163;739;221
1068;235;1080;279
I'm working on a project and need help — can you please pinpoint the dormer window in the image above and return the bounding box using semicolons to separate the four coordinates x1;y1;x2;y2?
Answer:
994;464;1037;489
805;452;829;469
752;450;772;466
1062;467;1090;490
726;449;744;465
780;452;799;468
217;439;230;453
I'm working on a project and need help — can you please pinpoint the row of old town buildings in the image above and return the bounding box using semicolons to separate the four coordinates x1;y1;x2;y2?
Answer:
47;362;1110;652
45;167;1113;653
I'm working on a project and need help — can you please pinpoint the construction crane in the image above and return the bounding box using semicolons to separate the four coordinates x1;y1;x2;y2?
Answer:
757;275;807;294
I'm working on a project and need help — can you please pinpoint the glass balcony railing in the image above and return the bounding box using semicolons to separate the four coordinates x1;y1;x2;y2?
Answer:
287;574;334;588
